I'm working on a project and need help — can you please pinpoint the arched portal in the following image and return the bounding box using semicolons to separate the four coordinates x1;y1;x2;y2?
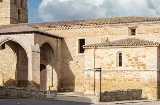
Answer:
0;40;28;87
40;42;57;90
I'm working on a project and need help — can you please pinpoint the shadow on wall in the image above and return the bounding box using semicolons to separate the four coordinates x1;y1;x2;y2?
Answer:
157;71;160;99
60;39;75;92
0;40;29;88
3;79;40;89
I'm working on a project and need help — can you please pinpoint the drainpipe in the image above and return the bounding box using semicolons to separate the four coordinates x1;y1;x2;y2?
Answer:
94;46;96;94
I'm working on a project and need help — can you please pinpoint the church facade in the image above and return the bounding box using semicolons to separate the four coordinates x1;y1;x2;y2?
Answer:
0;0;160;100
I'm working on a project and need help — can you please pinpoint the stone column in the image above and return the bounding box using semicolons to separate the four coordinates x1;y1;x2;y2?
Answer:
28;45;40;89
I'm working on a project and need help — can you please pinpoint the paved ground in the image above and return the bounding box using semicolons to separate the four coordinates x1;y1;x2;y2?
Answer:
1;98;160;105
1;92;160;105
102;100;160;105
0;99;95;105
52;92;160;105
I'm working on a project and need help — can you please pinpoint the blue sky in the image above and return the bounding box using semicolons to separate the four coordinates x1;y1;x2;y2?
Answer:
28;0;42;23
28;0;160;23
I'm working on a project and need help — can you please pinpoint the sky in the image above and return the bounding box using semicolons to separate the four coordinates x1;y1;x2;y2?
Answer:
28;0;160;23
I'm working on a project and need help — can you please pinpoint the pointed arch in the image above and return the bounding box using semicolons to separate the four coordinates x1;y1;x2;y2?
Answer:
40;42;58;90
0;40;28;87
0;37;29;58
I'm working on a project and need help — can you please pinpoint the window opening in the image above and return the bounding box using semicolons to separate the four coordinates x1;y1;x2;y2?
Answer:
131;29;136;35
0;44;5;50
18;9;20;20
78;39;85;54
119;53;122;67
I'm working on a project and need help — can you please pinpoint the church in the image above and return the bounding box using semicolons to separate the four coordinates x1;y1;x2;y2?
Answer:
0;0;160;100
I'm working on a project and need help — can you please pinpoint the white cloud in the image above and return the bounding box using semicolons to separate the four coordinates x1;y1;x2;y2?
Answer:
38;0;160;22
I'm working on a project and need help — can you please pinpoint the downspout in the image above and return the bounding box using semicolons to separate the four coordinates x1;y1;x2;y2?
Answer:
94;46;96;94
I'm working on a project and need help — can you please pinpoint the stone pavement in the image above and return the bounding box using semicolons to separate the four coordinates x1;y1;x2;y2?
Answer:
52;92;160;105
53;92;94;103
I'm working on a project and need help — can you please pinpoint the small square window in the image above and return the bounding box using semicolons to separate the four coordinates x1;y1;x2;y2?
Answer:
78;39;85;54
131;29;136;35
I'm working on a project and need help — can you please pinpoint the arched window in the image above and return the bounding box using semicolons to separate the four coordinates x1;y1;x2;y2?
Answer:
119;53;122;67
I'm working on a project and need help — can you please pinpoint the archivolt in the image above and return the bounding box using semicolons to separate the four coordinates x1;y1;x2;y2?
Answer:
0;37;29;59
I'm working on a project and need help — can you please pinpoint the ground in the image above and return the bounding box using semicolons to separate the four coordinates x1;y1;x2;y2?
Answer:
1;92;160;105
1;98;160;105
0;99;94;105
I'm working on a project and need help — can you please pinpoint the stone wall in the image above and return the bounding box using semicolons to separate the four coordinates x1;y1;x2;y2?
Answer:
0;86;57;98
10;1;28;24
46;28;106;92
84;46;158;99
0;2;10;25
41;23;160;96
98;89;142;102
0;0;28;25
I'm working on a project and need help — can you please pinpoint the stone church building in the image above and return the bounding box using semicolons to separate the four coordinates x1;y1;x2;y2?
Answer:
1;0;160;100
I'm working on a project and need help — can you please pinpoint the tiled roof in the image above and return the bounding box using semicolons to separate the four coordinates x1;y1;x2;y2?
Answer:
83;38;160;48
0;25;63;39
0;16;160;29
29;16;160;26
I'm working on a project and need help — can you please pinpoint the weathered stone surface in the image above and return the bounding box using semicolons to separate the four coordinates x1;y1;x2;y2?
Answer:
98;89;142;102
0;86;57;98
0;0;28;25
1;0;160;101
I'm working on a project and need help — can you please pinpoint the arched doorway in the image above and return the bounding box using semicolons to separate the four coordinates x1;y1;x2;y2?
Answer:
40;42;57;90
0;40;28;87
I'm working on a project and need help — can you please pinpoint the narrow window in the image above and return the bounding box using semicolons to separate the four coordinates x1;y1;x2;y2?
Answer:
119;53;122;67
13;0;16;4
78;39;85;54
21;0;23;7
131;29;136;35
18;9;20;20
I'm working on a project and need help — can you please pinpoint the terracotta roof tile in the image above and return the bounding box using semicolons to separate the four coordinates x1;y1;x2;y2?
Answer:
84;38;160;48
0;16;160;29
0;25;63;39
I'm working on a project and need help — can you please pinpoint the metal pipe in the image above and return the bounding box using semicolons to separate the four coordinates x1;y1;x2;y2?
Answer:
94;47;96;94
100;68;102;102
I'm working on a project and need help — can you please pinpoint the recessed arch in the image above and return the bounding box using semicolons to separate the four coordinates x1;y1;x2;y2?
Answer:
40;42;58;90
0;40;28;87
39;41;56;56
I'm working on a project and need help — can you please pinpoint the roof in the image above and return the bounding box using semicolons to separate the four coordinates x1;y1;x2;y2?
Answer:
0;25;63;39
83;38;160;48
28;16;160;27
0;16;160;29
